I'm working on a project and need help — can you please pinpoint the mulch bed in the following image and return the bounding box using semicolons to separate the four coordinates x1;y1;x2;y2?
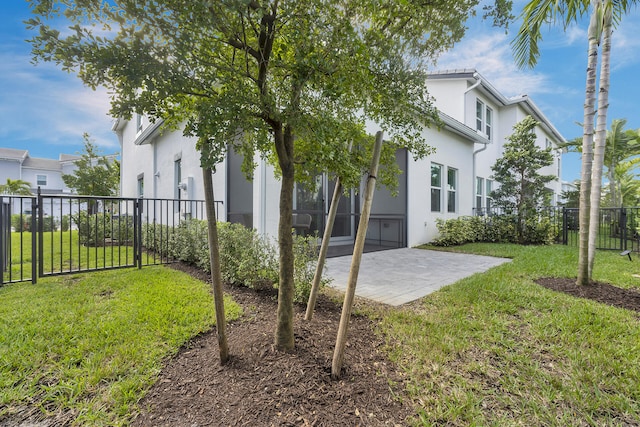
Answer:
535;277;640;313
131;263;413;427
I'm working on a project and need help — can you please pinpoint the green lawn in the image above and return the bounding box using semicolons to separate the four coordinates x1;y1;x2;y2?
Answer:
0;266;241;426
382;244;640;426
3;231;137;283
3;242;640;426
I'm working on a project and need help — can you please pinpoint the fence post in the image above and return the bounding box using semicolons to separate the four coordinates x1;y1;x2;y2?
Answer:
1;198;7;284
621;208;627;251
135;198;142;269
562;208;568;245
32;195;38;284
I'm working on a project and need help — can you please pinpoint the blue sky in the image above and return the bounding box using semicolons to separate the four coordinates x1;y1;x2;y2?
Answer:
1;1;639;183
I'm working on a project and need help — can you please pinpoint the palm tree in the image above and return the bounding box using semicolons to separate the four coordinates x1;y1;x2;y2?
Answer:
512;0;634;285
603;120;640;208
0;178;33;195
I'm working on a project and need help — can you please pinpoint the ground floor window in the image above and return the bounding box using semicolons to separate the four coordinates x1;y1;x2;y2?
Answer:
476;177;484;211
431;163;442;212
447;167;457;213
486;179;493;211
137;174;144;198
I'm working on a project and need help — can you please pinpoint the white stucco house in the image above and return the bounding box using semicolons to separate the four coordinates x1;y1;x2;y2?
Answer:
113;69;566;249
0;148;81;196
0;148;84;216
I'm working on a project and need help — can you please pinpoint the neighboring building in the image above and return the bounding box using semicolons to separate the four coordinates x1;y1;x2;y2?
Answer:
0;148;80;196
114;69;566;247
0;148;84;216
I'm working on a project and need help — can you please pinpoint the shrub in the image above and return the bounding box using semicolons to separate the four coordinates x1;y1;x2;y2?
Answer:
60;214;70;232
74;211;133;246
156;218;327;304
142;223;176;257
431;216;487;246
74;211;109;245
10;214;58;232
217;221;278;287
291;233;328;304
431;211;556;246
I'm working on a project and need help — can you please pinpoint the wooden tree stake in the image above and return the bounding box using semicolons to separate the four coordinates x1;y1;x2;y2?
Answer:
331;131;383;379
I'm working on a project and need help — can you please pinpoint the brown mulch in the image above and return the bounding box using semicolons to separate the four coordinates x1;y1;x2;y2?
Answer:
130;263;413;427
535;277;640;313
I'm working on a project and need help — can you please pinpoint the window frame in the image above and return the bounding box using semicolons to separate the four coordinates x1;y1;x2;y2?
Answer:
137;173;144;198
447;167;457;213
486;179;493;212
475;98;493;140
136;113;143;134
476;177;484;211
36;174;47;186
430;163;442;213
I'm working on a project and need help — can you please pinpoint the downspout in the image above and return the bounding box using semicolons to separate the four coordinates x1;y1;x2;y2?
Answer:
465;72;487;212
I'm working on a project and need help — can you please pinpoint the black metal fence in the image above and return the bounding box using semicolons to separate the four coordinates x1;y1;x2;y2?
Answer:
1;192;220;285
473;206;640;252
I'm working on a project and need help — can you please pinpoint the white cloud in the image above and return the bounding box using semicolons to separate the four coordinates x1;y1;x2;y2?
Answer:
0;51;118;155
611;13;640;70
435;32;556;98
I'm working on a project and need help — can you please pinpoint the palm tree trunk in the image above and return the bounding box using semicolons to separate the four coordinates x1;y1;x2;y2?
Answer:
588;1;612;279
577;1;601;286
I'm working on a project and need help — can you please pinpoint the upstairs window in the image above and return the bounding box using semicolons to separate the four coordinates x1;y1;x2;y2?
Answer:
37;174;47;186
476;99;493;140
136;113;143;133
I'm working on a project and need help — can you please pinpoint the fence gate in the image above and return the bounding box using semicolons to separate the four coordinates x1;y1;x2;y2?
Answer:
1;192;215;286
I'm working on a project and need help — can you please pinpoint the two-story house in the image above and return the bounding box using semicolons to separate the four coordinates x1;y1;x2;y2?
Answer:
0;148;83;215
114;69;566;248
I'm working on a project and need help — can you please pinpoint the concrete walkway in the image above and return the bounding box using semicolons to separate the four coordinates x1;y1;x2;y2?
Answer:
324;248;511;306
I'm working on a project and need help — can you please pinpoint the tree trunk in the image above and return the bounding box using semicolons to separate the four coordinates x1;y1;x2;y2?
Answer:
332;131;383;380
274;125;296;350
588;2;612;279
577;2;601;286
202;165;229;364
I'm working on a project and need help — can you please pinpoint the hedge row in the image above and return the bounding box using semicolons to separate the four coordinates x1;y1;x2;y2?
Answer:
142;219;328;303
431;214;557;246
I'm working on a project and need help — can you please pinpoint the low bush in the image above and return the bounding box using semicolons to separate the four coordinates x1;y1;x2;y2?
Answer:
74;212;134;246
143;218;325;303
431;212;556;246
11;214;58;232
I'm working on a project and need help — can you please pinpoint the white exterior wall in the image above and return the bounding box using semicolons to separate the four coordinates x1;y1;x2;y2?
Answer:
253;158;281;240
21;166;66;192
118;118;227;220
406;127;475;245
0;161;22;181
425;79;468;122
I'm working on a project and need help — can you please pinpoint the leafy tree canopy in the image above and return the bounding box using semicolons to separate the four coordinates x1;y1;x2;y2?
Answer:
62;133;120;197
27;0;512;189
